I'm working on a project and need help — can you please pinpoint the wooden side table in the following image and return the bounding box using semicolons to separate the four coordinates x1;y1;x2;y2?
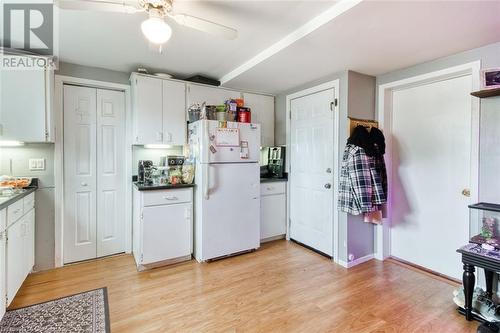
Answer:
457;244;500;321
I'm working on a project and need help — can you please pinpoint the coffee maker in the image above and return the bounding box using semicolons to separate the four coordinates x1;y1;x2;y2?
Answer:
267;147;285;178
138;160;154;184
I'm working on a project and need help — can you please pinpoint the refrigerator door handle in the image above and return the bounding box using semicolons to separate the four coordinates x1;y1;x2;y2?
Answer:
203;163;209;200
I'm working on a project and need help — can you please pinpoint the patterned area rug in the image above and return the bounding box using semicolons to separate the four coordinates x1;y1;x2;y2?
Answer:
0;287;110;333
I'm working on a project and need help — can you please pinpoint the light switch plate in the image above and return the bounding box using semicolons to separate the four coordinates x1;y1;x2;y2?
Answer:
29;158;45;171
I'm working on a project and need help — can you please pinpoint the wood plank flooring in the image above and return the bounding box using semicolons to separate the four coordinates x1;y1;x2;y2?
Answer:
10;240;477;332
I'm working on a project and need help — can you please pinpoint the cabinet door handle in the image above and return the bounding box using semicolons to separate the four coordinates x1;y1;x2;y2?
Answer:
266;187;275;191
81;182;88;186
163;196;178;201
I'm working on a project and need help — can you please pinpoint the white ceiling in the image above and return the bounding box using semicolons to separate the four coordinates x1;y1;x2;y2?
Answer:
225;0;500;94
57;0;500;94
57;1;334;78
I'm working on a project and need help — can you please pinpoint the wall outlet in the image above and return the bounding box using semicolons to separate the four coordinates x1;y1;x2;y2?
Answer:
29;158;45;171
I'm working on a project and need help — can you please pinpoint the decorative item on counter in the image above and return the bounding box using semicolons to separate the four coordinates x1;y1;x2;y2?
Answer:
481;217;496;239
182;162;195;184
0;176;32;189
237;106;251;123
137;67;148;74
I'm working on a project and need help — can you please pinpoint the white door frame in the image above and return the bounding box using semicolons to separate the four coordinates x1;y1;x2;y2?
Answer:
375;61;481;261
54;75;132;267
285;79;340;264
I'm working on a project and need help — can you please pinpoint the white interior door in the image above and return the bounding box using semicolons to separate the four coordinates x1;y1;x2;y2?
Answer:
96;89;126;257
64;85;97;263
290;89;335;256
64;85;126;264
390;74;473;279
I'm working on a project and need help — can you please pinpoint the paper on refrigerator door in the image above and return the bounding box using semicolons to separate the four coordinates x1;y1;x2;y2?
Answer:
215;128;240;147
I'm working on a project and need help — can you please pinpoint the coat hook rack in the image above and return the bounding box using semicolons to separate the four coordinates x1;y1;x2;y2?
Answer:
348;117;379;135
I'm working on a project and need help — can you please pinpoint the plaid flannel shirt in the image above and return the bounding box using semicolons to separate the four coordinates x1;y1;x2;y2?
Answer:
338;144;387;215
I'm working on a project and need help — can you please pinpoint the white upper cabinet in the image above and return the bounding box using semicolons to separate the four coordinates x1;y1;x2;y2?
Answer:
187;84;241;107
131;74;163;144
162;80;186;145
0;58;53;142
243;93;275;147
131;74;187;145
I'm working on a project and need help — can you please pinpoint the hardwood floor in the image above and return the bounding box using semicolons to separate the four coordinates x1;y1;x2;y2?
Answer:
11;240;477;332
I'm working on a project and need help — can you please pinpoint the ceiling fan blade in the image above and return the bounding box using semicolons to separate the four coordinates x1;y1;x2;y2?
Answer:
171;13;238;40
55;0;143;14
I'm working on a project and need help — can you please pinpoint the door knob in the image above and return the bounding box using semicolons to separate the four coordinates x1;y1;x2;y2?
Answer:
326;168;332;174
462;188;471;197
324;183;332;189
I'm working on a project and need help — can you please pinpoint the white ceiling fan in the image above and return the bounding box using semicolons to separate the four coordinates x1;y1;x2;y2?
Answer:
55;0;238;45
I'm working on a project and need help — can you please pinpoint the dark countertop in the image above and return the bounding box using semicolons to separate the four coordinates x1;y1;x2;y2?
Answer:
133;182;195;191
0;186;37;211
260;177;288;183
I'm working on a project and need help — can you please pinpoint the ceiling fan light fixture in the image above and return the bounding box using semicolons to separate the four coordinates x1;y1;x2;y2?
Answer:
141;16;172;45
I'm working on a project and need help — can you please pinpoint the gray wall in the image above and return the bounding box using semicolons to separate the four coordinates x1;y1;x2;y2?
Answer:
0;143;55;270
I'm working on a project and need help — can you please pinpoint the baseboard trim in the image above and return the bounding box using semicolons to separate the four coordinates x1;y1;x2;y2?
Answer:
338;254;374;268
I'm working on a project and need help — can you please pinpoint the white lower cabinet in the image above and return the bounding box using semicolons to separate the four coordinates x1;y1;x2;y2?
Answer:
133;187;193;270
260;182;287;241
2;193;36;314
0;209;6;320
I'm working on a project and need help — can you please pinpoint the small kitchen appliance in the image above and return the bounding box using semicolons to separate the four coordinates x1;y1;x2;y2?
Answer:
138;160;154;184
267;146;286;178
167;155;185;184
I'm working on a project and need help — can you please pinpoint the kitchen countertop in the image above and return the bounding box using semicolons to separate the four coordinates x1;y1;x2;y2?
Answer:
133;182;195;191
260;177;288;183
0;186;37;211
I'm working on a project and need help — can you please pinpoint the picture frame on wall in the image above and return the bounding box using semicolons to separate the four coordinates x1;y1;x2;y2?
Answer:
481;68;500;89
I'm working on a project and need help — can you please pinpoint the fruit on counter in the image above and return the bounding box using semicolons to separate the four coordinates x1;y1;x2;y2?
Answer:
0;176;32;188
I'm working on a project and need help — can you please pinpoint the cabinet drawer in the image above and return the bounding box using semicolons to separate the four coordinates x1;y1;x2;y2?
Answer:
23;193;35;212
7;200;23;228
143;188;192;207
260;182;286;196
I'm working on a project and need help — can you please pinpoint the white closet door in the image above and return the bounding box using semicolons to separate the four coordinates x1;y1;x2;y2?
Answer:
64;85;97;263
390;75;473;279
289;89;335;256
96;89;126;257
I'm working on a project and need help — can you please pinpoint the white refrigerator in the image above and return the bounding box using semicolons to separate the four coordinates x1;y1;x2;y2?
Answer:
188;120;261;262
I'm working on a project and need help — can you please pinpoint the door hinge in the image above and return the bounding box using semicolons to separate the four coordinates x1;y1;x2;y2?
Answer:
140;254;143;262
